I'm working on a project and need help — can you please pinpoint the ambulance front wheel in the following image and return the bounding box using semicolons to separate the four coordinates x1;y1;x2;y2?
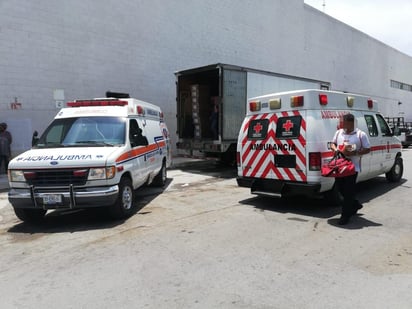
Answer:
14;208;47;223
385;156;403;182
109;177;135;219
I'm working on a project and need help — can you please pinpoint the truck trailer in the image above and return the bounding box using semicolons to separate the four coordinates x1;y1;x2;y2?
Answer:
175;63;330;164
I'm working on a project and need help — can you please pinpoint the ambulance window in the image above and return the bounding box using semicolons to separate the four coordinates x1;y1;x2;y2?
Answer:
247;119;269;140
376;114;392;136
276;116;302;139
364;115;378;137
44;123;65;144
129;119;148;147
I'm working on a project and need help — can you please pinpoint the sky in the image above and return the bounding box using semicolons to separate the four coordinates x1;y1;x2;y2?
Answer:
304;0;412;57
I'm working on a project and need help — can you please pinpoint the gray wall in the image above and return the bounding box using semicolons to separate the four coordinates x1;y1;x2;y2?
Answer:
1;0;411;156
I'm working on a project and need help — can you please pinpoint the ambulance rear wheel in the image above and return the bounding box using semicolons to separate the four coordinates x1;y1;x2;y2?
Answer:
386;156;403;182
152;161;167;187
109;177;135;219
14;208;47;223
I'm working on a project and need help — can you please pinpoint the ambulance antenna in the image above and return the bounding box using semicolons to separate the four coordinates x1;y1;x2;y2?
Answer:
322;0;326;12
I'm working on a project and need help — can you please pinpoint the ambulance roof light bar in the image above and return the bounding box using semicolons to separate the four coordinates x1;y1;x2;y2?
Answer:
67;100;128;107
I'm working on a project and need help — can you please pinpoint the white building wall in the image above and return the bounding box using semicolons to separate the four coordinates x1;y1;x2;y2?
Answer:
1;0;412;156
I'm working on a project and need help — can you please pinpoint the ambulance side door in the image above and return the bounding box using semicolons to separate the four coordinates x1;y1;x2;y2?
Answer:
129;118;149;186
375;114;395;171
362;114;381;178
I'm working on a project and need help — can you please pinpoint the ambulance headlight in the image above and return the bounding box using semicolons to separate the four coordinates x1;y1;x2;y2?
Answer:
88;166;116;180
9;170;25;182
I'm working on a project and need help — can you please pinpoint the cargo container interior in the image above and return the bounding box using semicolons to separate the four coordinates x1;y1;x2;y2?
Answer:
177;68;220;139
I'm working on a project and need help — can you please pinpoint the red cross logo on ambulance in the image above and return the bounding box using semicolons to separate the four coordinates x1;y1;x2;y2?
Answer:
253;122;263;134
281;119;294;137
282;120;294;132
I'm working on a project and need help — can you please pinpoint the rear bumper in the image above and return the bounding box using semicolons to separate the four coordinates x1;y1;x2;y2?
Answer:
8;185;119;209
237;177;321;198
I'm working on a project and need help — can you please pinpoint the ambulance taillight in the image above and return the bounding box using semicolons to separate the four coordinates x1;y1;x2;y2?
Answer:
319;94;328;106
249;101;261;112
309;152;321;171
236;151;241;167
290;96;304;107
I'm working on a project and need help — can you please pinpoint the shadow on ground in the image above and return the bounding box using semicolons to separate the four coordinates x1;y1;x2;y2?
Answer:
7;178;173;234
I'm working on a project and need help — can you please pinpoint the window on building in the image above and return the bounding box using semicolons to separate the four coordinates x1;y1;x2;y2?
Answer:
390;79;412;92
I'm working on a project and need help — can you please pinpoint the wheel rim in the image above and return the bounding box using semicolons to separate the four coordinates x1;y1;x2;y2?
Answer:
122;186;133;210
394;163;401;176
162;165;166;182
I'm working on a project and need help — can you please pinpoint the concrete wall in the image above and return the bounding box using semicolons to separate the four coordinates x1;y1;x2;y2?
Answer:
1;0;411;156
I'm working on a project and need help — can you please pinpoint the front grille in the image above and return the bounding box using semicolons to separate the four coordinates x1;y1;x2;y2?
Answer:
26;169;89;186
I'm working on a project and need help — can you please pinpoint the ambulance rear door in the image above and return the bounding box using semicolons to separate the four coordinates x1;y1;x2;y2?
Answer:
240;110;308;183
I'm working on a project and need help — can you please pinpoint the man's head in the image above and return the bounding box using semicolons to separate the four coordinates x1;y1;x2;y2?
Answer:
342;113;355;133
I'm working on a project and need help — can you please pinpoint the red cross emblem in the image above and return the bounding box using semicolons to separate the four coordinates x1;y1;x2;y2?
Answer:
253;122;263;134
282;120;294;132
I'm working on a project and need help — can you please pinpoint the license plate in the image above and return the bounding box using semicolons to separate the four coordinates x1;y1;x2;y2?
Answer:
274;154;296;168
43;194;63;205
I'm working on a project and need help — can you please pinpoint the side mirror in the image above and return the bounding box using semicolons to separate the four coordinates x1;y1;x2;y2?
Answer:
32;131;39;146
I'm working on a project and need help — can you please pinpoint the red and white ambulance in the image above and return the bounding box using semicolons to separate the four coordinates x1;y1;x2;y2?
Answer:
8;97;171;222
236;89;403;202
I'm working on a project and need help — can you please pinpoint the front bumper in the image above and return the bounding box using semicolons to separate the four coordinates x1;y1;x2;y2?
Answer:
237;177;321;198
8;185;119;209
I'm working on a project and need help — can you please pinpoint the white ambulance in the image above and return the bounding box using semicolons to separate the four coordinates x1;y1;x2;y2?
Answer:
236;89;403;202
8;97;172;222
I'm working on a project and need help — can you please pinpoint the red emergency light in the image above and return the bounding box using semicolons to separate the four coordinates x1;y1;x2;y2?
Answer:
291;96;304;107
319;94;328;105
136;105;145;115
249;101;261;112
73;169;88;177
66;100;128;107
23;171;37;180
367;99;373;109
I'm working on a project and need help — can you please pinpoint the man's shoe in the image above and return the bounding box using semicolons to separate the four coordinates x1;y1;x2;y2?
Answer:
338;215;350;225
351;201;363;216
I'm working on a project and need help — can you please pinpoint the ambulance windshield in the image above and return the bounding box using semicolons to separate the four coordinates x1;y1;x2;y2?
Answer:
35;117;126;148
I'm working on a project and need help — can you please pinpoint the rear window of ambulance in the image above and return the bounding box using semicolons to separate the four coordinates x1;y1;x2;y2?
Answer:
247;119;269;139
276;116;302;139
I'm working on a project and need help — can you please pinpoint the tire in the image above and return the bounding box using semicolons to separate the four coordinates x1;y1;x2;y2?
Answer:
386;156;403;182
14;208;46;223
152;161;167;187
109;177;135;219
